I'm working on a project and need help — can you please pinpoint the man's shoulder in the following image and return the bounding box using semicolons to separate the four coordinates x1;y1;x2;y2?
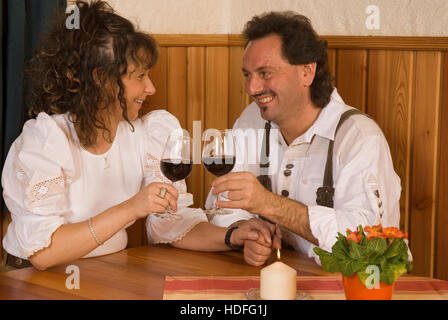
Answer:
233;102;265;129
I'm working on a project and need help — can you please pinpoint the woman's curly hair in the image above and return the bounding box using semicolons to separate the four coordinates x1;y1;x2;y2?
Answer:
25;0;159;146
243;11;334;108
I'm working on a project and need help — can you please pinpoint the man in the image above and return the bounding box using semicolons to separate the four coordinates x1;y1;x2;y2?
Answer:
206;11;401;265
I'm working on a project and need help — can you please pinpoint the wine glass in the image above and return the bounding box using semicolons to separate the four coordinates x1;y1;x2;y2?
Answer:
156;133;193;220
202;129;236;215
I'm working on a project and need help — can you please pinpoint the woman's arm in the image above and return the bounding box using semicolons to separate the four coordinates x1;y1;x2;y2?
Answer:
29;182;177;270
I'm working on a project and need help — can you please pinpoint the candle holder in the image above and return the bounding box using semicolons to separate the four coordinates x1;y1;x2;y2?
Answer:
245;288;309;300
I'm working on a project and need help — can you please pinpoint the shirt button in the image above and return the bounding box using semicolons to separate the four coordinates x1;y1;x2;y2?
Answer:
281;190;289;197
284;169;292;176
286;164;294;169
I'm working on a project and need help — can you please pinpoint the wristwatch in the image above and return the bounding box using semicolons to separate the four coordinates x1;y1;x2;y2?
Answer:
225;226;243;251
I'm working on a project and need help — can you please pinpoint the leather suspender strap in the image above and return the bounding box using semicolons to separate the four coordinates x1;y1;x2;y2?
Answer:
257;121;272;192
316;109;370;208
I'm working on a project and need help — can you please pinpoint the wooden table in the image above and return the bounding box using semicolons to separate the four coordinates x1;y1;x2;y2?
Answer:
0;245;327;300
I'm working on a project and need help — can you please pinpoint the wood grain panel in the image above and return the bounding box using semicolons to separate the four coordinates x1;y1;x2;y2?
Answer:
327;49;337;84
167;47;188;128
126;219;147;247
436;52;448;280
410;51;442;277
367;50;414;234
0;212;11;263
186;47;206;208
336;50;367;111
229;46;249;128
226;35;448;50
204;47;229;199
143;47;167;114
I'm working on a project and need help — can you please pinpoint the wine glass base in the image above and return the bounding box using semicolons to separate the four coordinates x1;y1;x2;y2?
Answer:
154;213;183;220
204;208;234;215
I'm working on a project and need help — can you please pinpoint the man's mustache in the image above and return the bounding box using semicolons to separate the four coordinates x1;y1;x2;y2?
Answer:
251;90;276;99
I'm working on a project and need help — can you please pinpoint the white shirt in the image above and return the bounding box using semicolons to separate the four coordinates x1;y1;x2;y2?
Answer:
206;88;401;260
2;110;207;259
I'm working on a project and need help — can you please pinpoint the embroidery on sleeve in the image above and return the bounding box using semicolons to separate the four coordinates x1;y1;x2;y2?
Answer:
26;176;65;206
364;172;384;224
144;152;172;184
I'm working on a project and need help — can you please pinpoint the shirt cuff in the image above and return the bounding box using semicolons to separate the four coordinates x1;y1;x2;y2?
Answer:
307;205;339;254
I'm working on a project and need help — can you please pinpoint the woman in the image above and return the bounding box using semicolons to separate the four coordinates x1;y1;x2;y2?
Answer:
1;1;278;271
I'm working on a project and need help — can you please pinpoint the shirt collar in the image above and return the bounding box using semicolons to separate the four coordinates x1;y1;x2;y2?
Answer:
289;88;347;146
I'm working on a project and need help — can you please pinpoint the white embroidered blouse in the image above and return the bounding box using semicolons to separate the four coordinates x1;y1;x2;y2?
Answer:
2;110;207;259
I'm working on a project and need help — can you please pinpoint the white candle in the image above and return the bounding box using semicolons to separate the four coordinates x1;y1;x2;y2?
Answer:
260;261;297;300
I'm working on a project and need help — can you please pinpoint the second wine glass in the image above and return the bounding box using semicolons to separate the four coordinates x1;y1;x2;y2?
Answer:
202;129;236;215
157;133;193;220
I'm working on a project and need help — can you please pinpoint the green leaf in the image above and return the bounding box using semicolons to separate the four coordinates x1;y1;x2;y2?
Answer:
349;241;365;260
340;259;364;277
384;239;405;259
366;237;388;256
333;239;350;260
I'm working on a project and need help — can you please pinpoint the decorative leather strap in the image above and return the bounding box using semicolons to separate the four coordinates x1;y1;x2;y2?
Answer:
257;121;272;192
316;109;371;208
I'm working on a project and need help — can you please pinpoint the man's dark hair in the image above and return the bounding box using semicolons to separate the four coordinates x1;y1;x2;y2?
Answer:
243;11;334;108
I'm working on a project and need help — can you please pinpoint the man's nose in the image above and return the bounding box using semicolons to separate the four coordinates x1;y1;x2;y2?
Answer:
246;75;263;96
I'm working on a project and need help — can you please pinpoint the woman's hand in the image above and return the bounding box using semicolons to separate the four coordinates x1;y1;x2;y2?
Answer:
125;182;178;219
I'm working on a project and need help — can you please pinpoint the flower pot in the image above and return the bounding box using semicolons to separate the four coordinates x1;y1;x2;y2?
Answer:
342;274;394;300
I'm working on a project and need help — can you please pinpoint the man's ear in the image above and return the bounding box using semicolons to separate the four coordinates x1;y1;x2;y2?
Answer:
302;62;317;86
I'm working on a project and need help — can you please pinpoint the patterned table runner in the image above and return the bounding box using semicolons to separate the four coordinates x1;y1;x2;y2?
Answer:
163;275;448;300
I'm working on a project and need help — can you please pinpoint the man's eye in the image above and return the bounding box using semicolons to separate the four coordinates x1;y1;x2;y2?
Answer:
260;72;270;78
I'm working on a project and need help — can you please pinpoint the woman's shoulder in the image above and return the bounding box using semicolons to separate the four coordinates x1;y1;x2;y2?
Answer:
21;112;73;144
139;109;184;138
141;109;181;127
8;112;76;177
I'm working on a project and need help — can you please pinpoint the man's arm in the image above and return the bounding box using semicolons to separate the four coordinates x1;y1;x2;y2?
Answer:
212;172;318;245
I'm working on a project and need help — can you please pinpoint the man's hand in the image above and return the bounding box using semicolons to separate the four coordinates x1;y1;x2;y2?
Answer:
212;172;272;215
230;218;282;267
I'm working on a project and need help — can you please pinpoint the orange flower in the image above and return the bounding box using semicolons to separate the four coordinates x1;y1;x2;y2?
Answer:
367;230;386;240
364;224;382;233
383;227;408;239
347;232;362;243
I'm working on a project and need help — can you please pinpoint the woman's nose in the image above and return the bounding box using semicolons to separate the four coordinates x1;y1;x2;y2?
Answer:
145;77;156;96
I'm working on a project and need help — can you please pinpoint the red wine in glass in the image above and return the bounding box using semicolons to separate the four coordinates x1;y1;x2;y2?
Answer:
202;156;235;177
202;129;236;215
157;134;193;220
160;159;193;182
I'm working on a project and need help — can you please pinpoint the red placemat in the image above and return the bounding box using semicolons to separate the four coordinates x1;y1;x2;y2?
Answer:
163;275;448;300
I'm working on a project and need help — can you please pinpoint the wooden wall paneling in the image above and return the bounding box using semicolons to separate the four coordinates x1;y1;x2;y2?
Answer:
336;50;368;112
167;47;188;128
204;47;229;200
143;47;168;114
436;52;448;280
326;49;337;86
410;51;442;277
366;50;414;234
229;46;249;128
187;47;206;208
